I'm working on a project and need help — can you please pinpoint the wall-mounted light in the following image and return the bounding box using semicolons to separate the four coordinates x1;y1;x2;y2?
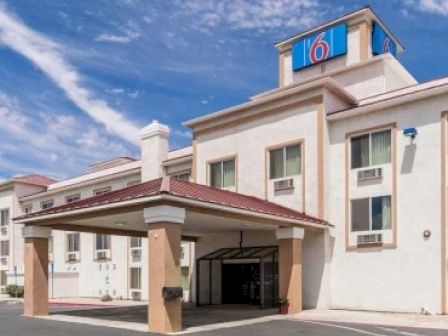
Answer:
403;127;418;140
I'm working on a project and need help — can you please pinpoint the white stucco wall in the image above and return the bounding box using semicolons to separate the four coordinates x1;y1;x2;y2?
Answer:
328;95;447;313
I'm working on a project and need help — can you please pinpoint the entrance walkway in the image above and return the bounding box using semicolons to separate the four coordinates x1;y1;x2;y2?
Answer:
43;303;279;333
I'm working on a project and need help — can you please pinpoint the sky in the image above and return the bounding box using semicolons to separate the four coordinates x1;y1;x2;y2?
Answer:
0;0;447;181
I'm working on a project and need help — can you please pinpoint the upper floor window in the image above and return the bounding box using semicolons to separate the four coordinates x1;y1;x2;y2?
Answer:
93;187;112;196
130;237;142;249
351;129;391;169
351;195;392;232
67;233;80;252
0;209;9;226
269;144;301;180
95;234;111;250
65;194;81;204
0;241;9;256
172;172;191;182
41;200;54;210
209;159;236;188
23;204;33;215
130;267;141;290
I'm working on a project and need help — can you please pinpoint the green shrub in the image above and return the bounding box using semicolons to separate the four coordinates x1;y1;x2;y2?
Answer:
6;285;24;298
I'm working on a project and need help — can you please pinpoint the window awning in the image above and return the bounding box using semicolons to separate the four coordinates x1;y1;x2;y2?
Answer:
199;246;278;261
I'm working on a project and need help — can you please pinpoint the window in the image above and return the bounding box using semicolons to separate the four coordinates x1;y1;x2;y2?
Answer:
0;270;6;286
48;236;53;255
0;240;9;256
130;237;142;248
93;187;112;196
181;266;189;291
130;267;141;290
210;159;236;188
269;144;301;179
127;180;140;187
65;194;81;204
96;234;111;250
351;196;392;232
23;204;33;215
351;130;391;169
41;200;54;210
0;209;9;226
172;172;191;181
67;233;80;252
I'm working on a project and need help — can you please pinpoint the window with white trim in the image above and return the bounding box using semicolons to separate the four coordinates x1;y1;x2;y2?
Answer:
23;204;33;214
0;270;6;286
67;233;80;252
93;187;112;196
269;144;301;180
351;195;392;232
130;267;141;290
65;194;81;204
41;200;54;210
172;172;191;181
0;209;9;226
95;234;111;250
130;237;142;248
209;159;235;188
0;241;9;256
351;129;391;169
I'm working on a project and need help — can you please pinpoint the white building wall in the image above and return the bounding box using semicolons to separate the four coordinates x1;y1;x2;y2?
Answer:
328;95;446;313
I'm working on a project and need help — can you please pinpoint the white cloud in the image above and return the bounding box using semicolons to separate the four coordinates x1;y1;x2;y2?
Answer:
128;90;139;99
405;0;448;16
0;4;140;145
179;0;321;31
95;21;141;43
0;91;134;179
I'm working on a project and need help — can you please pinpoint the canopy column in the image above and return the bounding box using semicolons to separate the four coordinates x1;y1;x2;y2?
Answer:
145;205;185;334
277;227;304;314
22;225;52;317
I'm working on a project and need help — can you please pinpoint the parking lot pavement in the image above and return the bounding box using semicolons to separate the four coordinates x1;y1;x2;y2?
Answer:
1;301;448;336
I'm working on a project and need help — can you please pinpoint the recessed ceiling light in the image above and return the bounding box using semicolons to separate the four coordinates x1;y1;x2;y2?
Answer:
115;221;126;227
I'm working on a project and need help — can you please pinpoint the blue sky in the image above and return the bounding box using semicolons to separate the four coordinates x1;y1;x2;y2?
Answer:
0;0;447;180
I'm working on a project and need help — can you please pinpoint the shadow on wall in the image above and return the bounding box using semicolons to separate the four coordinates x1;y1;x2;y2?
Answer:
303;230;334;309
401;144;417;175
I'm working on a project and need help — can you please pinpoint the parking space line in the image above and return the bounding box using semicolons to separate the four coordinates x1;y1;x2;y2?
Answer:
300;320;393;336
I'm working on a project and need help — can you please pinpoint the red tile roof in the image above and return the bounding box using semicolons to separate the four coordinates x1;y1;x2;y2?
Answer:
15;177;329;226
14;174;57;187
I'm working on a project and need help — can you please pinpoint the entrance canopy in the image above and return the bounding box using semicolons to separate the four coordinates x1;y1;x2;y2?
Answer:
14;177;331;237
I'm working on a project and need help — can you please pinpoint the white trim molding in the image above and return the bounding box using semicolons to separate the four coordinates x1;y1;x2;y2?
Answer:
144;205;186;225
276;227;305;240
22;225;52;239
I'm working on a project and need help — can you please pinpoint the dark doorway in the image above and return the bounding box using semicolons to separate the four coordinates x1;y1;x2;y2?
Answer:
222;263;260;305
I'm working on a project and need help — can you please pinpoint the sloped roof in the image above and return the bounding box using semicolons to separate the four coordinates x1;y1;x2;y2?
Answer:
14;174;57;187
15;177;329;226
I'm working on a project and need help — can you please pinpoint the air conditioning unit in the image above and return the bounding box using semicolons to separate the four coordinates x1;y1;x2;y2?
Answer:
131;249;142;262
96;250;111;260
273;178;294;191
357;167;383;181
0;226;7;235
0;256;8;265
131;291;142;301
357;233;383;246
66;252;80;262
0;287;6;294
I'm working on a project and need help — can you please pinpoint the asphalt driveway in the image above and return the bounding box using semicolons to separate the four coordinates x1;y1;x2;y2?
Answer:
0;301;447;336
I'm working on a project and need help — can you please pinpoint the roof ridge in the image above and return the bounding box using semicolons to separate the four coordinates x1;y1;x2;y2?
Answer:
160;176;171;193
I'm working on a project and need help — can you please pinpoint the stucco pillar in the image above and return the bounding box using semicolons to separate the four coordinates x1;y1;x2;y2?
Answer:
22;226;52;317
144;205;185;334
277;227;304;314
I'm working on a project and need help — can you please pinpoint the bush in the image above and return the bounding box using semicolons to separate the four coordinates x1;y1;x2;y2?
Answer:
100;294;113;302
6;285;24;298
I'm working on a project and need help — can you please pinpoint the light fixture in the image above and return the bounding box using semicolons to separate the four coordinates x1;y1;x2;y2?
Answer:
115;221;126;227
403;127;418;139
